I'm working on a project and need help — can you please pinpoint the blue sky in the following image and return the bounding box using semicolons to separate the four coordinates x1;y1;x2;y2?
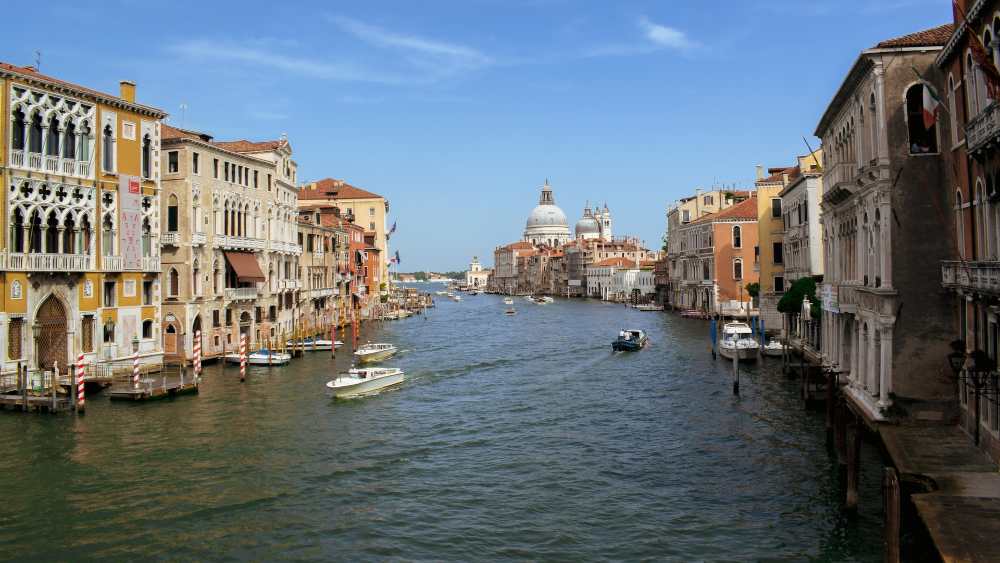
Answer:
10;0;950;271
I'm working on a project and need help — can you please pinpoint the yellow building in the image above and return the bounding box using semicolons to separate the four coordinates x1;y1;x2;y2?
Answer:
754;150;821;328
0;62;166;381
298;178;390;296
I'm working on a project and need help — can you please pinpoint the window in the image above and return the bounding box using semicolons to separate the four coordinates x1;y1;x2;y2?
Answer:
948;75;958;148
81;316;94;353
121;121;136;141
369;207;375;217
103;281;116;307
732;225;742;249
267;173;272;191
224;162;230;182
7;318;22;359
45;116;59;156
193;152;200;174
213;310;220;328
141;135;152;178
142;319;153;339
168;268;179;297
733;259;743;281
369;222;376;231
143;280;153;305
906;83;938;154
102;124;114;172
103;321;115;344
168;150;178;173
253;170;258;188
225;308;232;326
213;158;219;178
773;242;783;264
774;276;785;293
771;198;782;218
29;113;42;153
167;194;179;232
703;195;713;205
11;108;25;151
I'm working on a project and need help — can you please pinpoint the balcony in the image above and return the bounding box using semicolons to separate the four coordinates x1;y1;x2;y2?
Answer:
942;260;1000;295
225;287;259;301
269;240;302;254
8;149;93;179
281;279;302;291
141;255;161;272
161;233;180;246
101;254;161;272
213;235;265;251
191;232;207;246
0;252;93;272
966;102;1000;154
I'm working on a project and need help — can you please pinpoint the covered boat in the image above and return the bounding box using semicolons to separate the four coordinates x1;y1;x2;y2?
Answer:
327;367;405;398
224;349;292;366
353;342;399;364
285;338;343;351
761;340;786;357
718;322;759;361
612;329;648;351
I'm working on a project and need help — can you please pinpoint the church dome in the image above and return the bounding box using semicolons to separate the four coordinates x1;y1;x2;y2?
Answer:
575;215;600;236
526;204;568;229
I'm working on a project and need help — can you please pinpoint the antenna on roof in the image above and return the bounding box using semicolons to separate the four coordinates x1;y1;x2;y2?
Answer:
179;103;188;129
34;50;41;72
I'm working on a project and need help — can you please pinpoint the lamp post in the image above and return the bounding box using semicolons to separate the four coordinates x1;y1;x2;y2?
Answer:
949;343;994;447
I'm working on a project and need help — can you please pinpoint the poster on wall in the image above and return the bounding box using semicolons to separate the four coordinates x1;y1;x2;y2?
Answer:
119;175;142;270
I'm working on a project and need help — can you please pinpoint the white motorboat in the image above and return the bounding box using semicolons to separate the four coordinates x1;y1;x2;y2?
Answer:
503;297;514;305
354;342;399;364
634;304;661;312
285;338;342;351
327;367;405;398
225;349;292;366
435;290;448;296
762;340;786;357
538;296;554;304
450;294;462;302
718;322;759;361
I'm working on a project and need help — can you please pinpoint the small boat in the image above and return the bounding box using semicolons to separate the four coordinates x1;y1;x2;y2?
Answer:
538;296;554;304
450;294;462;302
503;297;514;305
680;309;709;319
354;342;399;364
634;304;661;312
718;322;759;361
225;349;292;366
612;329;648;351
762;340;786;358
285;338;343;351
504;307;517;316
327;367;405;398
435;291;448;296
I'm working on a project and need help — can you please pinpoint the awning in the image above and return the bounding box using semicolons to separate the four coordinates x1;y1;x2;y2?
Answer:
224;251;265;282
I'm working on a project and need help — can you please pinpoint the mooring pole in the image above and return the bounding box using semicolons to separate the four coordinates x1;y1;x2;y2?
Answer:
732;351;739;396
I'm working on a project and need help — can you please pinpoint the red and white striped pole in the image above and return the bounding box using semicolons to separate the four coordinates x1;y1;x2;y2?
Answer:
193;330;202;379
132;352;140;389
239;333;247;382
76;353;85;411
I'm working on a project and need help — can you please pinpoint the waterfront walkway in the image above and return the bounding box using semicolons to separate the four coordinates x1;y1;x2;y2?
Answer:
881;425;1000;562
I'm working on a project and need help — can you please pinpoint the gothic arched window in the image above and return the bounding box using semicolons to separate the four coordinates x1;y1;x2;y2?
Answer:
732;225;742;249
733;258;743;281
11;107;25;150
45;115;59;156
141;134;151;178
29;113;43;153
102;124;113;171
63;121;76;159
906;83;938;154
78;121;90;162
167;194;179;232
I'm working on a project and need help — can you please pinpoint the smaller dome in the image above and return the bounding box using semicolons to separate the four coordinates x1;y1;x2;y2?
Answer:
575;216;600;236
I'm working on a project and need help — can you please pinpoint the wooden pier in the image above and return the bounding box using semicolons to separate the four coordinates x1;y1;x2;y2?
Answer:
109;364;198;402
0;365;75;413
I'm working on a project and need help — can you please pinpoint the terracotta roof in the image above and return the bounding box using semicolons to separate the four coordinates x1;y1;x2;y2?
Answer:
299;178;384;200
504;241;535;250
640;260;657;269
594;257;637;268
212;138;287;153
758;166;797;184
875;23;953;49
0;62;166;117
691;197;758;224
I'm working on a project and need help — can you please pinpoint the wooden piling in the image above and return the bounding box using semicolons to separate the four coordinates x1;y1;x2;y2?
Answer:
825;369;835;447
845;416;861;511
732;351;739;396
883;467;901;563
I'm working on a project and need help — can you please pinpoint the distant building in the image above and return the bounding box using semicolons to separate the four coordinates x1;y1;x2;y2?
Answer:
523;180;571;247
466;256;490;288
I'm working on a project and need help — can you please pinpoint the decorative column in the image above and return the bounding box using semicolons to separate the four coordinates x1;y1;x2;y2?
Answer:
874;63;889;165
878;321;893;409
881;201;892;289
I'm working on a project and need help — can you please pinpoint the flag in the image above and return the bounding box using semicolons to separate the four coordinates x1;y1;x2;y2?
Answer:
394;250;401;265
955;0;1000;100
389;221;397;235
922;84;941;129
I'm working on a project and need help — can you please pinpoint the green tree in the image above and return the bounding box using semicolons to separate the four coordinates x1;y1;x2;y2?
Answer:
777;276;821;318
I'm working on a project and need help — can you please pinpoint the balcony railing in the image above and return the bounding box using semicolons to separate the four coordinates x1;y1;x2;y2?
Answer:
966;102;1000;154
0;252;93;272
142;255;161;272
102;255;124;271
8;149;94;179
225;287;259;301
213;235;265;251
161;233;180;246
824;162;856;192
269;240;302;254
942;260;1000;294
191;232;207;246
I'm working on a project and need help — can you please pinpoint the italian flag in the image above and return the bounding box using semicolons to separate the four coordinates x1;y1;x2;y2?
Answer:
922;84;940;130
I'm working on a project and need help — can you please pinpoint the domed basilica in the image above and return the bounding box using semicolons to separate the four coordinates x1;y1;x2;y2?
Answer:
523;180;614;246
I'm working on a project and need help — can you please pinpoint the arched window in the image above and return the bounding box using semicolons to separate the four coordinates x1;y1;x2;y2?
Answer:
102;124;113;172
732;225;742;249
10;208;24;253
967;53;981;118
141;134;151;178
78;121;90;162
11;107;25;150
81;214;92;255
142;319;153;339
63;215;76;254
948;74;958;147
29;113;43;154
870;93;879;159
733;258;743;281
168;267;179;297
63;121;76;159
28;211;41;253
167;194;178;232
906;83;938;154
46;115;59;156
192;259;201;296
102;214;114;256
141;218;151;256
977;182;988;259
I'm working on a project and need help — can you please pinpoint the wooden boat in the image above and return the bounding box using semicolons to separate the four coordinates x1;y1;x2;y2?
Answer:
612;329;648;352
719;322;759;361
224;349;292;366
327;367;405;398
353;342;398;364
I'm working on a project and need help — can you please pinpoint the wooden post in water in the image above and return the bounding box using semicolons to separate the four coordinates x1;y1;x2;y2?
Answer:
834;398;847;465
19;363;27;411
845;415;861;511
732;350;739;396
50;362;57;412
883;467;901;563
825;369;835;447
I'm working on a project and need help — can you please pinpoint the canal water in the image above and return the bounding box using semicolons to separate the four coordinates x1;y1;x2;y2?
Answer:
0;292;885;561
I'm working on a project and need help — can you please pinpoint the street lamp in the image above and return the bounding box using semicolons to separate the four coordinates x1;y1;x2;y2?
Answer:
949;345;995;447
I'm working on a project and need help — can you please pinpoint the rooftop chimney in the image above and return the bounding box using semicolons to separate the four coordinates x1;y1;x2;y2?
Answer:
755;164;764;180
119;80;136;103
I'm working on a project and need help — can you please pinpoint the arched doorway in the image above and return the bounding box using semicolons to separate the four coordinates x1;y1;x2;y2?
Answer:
35;295;68;371
192;314;202;357
239;311;252;344
163;315;180;357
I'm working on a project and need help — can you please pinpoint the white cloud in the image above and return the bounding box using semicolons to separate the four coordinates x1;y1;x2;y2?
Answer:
329;15;492;67
638;16;697;50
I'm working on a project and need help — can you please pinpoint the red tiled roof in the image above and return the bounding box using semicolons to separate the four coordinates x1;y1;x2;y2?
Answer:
300;178;383;200
504;241;535;250
640;260;657;269
758;166;797;184
692;197;758;224
212;139;287;153
595;257;637;268
875;23;953;49
0;62;166;116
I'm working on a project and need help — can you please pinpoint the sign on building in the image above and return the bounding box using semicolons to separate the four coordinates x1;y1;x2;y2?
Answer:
821;283;839;313
119;175;142;270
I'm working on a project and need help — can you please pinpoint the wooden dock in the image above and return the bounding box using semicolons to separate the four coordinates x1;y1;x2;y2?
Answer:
108;365;198;402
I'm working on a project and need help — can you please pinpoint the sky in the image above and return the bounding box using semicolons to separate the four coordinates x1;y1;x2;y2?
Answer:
8;0;951;271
